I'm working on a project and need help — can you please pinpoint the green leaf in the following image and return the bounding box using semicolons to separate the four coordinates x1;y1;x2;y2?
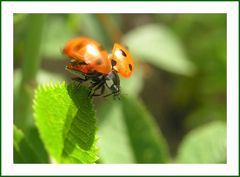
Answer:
98;96;169;163
14;125;42;163
176;121;226;163
34;82;98;163
121;96;169;163
97;101;135;163
122;24;196;76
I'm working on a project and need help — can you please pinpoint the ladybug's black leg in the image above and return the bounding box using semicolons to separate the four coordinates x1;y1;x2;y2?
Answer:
90;84;105;97
103;92;114;97
103;91;120;99
72;77;88;83
88;74;105;90
71;72;102;88
85;72;103;80
88;81;105;97
88;80;101;90
88;74;104;87
71;76;88;89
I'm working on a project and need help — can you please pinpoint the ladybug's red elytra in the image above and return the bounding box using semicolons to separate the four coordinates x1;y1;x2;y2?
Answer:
63;37;112;74
63;37;134;97
111;43;134;78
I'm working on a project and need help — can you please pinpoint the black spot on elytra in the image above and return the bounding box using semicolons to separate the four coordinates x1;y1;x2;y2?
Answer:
129;64;132;71
111;60;117;66
119;49;127;57
97;59;102;65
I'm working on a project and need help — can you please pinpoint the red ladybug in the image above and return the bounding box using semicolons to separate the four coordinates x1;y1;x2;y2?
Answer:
63;37;134;97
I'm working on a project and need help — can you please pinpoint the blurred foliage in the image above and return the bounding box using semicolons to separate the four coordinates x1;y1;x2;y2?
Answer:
176;121;226;163
14;14;46;132
14;13;226;164
14;125;47;163
123;24;196;76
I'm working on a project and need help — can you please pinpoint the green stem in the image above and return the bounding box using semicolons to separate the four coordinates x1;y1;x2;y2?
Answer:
14;14;46;132
22;14;46;81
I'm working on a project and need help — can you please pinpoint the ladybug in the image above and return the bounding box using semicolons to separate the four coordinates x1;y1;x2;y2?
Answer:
63;37;134;97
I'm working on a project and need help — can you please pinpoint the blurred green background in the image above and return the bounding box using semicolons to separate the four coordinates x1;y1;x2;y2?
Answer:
14;14;226;163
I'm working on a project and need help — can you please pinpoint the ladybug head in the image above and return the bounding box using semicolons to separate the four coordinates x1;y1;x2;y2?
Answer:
105;70;120;97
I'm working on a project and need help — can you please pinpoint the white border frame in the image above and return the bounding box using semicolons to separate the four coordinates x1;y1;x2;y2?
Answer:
1;1;239;176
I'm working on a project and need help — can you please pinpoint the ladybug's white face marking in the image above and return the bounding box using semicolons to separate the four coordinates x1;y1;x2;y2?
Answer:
106;79;114;88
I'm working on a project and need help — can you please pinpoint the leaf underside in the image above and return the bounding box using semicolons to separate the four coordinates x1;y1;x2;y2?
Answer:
34;82;98;163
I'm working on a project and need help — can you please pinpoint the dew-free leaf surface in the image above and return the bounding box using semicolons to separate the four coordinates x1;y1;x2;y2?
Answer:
34;82;98;163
